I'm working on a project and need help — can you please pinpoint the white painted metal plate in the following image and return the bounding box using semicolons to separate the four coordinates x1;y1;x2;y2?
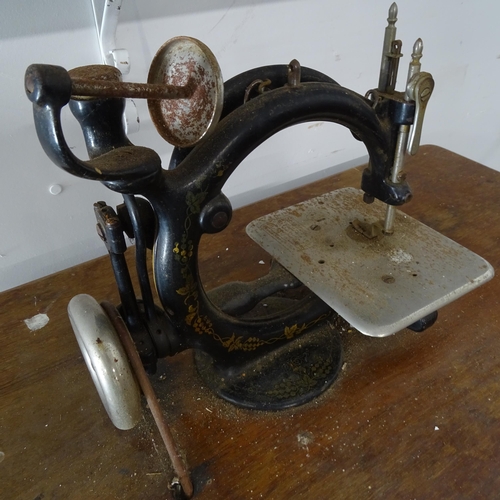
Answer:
246;188;494;337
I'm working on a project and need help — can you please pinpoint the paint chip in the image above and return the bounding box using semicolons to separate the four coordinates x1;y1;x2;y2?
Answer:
389;248;413;264
24;313;49;331
297;431;314;448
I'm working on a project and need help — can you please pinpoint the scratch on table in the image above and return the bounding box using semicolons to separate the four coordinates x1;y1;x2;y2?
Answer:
39;293;62;313
297;431;314;456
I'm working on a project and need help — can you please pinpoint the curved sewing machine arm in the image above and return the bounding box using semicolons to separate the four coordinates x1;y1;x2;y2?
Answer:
24;61;412;203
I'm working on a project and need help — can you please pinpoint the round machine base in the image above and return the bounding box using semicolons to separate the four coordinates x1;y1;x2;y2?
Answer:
195;321;343;411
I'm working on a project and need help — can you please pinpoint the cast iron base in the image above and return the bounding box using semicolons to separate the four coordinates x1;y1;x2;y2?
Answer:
194;321;343;411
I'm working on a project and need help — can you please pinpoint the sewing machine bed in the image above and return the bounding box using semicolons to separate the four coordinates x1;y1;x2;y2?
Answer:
247;187;494;337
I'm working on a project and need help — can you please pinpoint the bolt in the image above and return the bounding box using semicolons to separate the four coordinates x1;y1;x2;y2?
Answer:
287;59;301;87
211;211;228;229
397;171;407;182
363;193;375;204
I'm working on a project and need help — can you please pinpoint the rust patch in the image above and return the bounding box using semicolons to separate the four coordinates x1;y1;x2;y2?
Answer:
147;37;223;148
347;218;384;242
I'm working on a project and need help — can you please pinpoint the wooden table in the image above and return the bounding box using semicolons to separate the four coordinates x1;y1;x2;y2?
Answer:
1;146;499;499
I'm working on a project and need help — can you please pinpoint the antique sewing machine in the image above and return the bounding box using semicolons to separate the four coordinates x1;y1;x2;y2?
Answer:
24;4;493;497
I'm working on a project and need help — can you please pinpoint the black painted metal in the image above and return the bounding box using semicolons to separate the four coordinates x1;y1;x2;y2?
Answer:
407;311;438;332
25;64;162;193
123;195;157;323
93;201;159;370
168;64;340;170
25;61;419;408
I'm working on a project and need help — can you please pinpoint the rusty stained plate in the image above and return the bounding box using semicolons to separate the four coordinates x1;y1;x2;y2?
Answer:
246;187;494;337
147;36;223;148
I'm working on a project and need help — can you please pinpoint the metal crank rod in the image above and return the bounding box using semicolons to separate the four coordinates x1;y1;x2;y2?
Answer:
101;302;194;499
26;36;224;156
24;65;195;102
69;75;196;100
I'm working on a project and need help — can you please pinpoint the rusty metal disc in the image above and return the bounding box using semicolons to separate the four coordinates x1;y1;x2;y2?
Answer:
147;37;223;148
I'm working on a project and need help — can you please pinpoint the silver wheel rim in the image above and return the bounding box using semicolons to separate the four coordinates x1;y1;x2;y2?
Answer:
68;294;142;430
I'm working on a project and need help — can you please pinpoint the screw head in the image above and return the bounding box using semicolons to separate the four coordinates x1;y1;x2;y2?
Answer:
363;193;375;204
211;211;229;229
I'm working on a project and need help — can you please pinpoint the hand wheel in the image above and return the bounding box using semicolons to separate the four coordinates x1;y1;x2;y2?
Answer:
68;294;142;430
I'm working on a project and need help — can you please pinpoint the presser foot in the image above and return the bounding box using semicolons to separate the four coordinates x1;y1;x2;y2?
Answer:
194;318;343;411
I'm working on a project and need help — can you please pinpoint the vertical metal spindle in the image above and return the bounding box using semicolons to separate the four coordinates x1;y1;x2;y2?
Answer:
405;38;423;94
383;39;424;235
383;125;410;234
378;2;398;93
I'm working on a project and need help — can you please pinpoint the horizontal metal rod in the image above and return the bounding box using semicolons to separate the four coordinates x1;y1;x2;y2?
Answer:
71;77;196;100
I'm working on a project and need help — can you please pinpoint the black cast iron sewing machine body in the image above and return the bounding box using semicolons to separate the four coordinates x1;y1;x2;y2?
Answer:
24;4;495;497
24;2;434;408
25;50;418;395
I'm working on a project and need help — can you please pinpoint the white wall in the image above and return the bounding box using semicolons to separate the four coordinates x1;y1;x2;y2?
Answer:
0;0;499;292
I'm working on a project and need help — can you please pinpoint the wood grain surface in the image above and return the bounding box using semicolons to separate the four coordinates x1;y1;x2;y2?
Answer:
1;146;499;499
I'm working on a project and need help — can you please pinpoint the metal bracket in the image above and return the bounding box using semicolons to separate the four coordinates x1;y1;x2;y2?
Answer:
90;0;130;75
